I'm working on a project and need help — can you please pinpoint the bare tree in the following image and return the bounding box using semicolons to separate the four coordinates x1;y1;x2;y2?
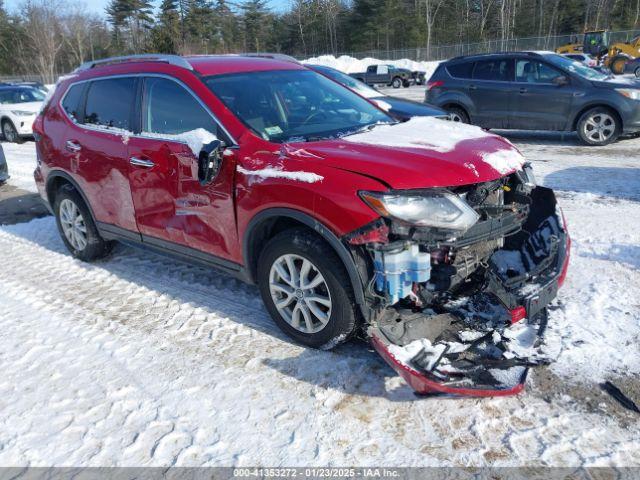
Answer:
17;0;65;83
424;0;445;56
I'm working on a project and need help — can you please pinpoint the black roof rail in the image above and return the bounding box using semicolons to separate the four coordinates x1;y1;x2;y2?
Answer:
239;53;300;63
447;50;548;62
74;54;194;73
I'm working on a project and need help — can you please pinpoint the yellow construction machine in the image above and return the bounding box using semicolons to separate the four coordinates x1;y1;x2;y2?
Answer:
555;29;640;74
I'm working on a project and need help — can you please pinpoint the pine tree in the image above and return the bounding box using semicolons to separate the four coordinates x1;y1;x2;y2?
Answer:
214;0;239;53
152;0;182;53
106;0;154;53
184;0;216;53
241;0;271;52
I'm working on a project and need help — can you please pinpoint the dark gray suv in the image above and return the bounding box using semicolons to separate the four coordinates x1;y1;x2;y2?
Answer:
426;51;640;145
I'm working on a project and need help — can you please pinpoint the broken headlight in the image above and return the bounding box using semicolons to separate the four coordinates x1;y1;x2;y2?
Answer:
360;190;479;231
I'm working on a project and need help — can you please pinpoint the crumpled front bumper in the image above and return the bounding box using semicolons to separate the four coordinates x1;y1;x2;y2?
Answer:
369;187;570;397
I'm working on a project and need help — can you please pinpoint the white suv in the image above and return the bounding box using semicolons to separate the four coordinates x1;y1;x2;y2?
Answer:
0;85;45;143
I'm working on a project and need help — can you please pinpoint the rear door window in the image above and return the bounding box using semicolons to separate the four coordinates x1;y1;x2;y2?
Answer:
61;84;84;121
472;59;513;81
83;78;136;131
142;77;220;138
446;62;474;79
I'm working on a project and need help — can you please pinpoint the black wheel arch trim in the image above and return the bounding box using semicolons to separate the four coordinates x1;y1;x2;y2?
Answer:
572;103;623;131
244;208;367;311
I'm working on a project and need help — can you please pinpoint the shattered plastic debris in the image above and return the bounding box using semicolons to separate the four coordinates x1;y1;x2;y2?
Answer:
490;249;526;276
388;338;447;371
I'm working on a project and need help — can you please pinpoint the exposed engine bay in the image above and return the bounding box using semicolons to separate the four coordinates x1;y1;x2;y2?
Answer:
345;164;570;395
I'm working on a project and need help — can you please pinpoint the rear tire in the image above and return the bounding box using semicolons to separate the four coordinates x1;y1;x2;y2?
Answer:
445;106;469;124
2;120;24;144
635;67;640;79
257;228;358;349
54;185;113;261
576;107;620;146
391;77;402;89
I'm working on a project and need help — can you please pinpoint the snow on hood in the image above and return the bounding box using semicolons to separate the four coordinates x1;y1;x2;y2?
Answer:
142;128;218;157
344;117;525;176
481;148;526;175
283;118;525;189
343;117;491;153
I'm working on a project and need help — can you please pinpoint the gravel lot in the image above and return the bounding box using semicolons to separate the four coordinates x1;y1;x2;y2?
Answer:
0;94;639;466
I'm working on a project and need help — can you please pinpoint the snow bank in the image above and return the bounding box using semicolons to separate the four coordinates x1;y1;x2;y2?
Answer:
302;54;441;78
142;128;218;157
342;116;491;153
237;165;323;184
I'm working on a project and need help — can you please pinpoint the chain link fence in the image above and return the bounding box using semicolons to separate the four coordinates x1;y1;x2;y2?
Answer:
329;29;639;62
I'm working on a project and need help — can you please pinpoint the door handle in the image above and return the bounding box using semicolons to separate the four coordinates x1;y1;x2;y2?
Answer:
519;88;528;94
129;157;155;168
469;84;477;90
65;140;81;152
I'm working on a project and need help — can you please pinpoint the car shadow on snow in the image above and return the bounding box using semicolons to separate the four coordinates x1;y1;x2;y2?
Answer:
3;217;424;401
496;130;583;146
496;129;640;147
543;166;640;201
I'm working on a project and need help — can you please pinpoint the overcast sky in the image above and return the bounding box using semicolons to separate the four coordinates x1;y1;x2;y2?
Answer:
4;0;290;16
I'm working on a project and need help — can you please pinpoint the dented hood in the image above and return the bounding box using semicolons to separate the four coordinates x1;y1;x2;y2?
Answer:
284;117;525;190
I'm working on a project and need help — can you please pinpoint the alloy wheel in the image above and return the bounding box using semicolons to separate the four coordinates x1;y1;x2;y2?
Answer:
2;122;17;143
269;254;332;334
583;113;615;143
59;199;88;251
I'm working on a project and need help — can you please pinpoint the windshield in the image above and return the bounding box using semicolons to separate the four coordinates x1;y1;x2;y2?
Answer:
205;69;392;143
545;54;609;80
0;87;46;104
310;65;382;99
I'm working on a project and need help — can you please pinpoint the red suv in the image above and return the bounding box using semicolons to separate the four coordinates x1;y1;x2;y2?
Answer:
34;54;570;396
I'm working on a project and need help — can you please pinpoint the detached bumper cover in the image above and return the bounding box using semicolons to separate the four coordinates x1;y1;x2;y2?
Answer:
369;187;570;397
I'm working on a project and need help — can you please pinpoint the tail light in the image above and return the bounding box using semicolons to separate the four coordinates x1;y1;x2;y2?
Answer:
426;80;444;91
510;306;527;324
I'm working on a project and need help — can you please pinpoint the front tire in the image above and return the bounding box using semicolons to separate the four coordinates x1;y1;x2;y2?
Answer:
257;228;358;349
576;107;620;146
2;120;24;144
54;185;113;261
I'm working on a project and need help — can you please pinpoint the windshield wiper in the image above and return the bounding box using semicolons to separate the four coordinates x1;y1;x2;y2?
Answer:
338;121;396;139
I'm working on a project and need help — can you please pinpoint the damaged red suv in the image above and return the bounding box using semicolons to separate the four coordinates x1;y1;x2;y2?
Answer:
34;54;570;396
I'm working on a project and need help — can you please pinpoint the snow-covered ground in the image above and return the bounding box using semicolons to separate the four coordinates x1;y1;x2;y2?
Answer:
1;116;639;466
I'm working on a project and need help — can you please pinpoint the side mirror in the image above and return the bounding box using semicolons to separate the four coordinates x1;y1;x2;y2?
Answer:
198;139;224;185
553;75;569;86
